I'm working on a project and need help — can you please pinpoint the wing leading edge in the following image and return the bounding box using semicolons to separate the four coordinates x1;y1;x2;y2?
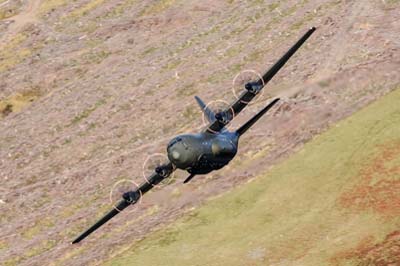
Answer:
72;162;175;244
205;27;316;133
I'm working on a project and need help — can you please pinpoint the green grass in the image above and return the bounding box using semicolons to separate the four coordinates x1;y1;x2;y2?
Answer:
24;239;57;258
385;0;400;4
182;105;199;122
98;0;137;19
175;83;197;98
81;49;111;64
139;0;177;16
67;0;107;18
0;88;42;118
0;5;18;20
39;0;69;16
0;240;8;251
104;86;400;266
69;99;106;125
21;217;55;240
0;33;31;72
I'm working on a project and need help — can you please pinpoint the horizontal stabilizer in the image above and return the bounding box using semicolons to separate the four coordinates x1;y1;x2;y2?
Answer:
236;98;280;136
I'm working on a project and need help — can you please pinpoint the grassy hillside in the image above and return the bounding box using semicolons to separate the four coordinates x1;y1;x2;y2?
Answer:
105;87;400;266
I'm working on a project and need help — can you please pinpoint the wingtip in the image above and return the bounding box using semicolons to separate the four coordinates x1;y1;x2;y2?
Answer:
72;237;82;244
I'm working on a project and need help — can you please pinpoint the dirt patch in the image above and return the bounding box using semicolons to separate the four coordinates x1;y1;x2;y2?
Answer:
338;141;400;218
330;231;400;266
0;0;24;20
95;14;191;38
1;0;41;37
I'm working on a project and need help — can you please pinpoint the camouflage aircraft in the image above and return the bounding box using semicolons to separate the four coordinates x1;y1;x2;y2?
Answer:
72;27;316;244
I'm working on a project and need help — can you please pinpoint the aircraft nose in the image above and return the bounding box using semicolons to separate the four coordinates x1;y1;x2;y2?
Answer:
167;136;194;169
168;141;185;162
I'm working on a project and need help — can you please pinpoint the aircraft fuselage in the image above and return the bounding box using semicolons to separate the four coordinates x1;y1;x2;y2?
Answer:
167;131;239;174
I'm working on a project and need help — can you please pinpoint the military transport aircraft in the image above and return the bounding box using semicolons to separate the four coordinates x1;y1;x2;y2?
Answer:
72;27;316;244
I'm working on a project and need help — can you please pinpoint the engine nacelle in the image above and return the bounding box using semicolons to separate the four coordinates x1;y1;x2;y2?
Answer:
245;81;263;94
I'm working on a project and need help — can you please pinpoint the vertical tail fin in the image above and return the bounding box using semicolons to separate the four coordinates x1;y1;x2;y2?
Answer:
195;96;216;123
236;98;280;136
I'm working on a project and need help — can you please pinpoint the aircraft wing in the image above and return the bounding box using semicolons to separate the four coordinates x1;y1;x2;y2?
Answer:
205;27;316;133
72;162;175;244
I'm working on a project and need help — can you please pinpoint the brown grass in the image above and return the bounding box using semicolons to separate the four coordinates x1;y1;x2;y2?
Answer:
0;88;42;118
339;141;400;218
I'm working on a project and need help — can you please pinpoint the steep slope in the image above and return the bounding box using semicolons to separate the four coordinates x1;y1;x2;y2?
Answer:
0;0;399;265
105;86;400;266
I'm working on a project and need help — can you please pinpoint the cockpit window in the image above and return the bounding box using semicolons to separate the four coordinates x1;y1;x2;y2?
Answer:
167;137;182;149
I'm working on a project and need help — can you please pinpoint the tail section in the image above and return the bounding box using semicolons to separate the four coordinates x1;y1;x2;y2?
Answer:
195;96;216;123
236;98;280;136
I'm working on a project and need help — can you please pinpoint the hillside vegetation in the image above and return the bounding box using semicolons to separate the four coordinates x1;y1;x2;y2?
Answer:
106;87;400;266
